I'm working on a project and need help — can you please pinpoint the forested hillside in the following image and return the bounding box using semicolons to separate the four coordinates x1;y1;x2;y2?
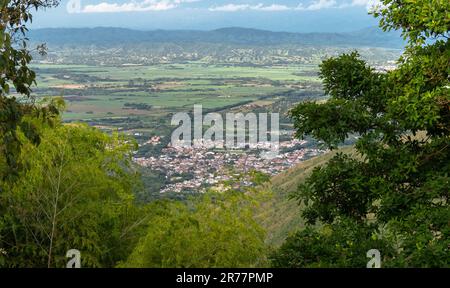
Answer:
1;0;448;268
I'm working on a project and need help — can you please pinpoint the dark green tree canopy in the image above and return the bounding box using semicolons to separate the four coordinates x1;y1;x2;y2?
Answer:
283;0;449;267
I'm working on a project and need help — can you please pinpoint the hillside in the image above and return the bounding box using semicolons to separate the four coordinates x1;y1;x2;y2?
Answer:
28;27;404;48
259;147;355;247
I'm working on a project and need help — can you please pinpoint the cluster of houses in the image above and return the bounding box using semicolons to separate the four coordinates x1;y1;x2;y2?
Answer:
134;138;325;193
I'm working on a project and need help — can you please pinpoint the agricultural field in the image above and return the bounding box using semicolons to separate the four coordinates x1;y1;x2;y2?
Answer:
30;62;321;121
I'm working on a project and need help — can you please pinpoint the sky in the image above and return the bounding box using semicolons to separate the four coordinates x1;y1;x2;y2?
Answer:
32;0;382;32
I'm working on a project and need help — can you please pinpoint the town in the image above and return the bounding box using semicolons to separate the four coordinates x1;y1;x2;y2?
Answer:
134;138;326;193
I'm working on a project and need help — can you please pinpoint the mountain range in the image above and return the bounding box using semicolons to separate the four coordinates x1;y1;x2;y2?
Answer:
29;26;404;48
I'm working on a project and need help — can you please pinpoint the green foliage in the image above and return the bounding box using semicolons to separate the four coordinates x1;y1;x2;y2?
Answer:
0;116;146;267
0;0;269;269
258;147;356;247
1;0;59;97
120;189;268;268
0;2;150;266
383;205;450;267
373;0;450;45
289;52;387;148
0;97;65;181
295;153;378;224
270;219;394;268
278;1;450;267
0;0;61;181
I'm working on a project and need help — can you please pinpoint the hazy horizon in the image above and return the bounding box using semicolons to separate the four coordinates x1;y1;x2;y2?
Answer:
29;24;382;33
31;0;381;33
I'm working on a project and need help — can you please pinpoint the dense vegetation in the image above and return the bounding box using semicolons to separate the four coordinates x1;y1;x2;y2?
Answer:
1;0;448;268
0;0;267;268
272;0;449;267
120;189;268;268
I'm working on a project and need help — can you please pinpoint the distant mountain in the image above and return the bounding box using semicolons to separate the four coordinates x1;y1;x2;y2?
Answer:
29;26;404;48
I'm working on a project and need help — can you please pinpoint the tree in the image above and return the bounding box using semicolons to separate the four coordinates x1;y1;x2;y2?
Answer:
270;219;395;268
1;0;60;181
0;1;155;267
275;0;449;267
0;112;148;267
121;183;269;268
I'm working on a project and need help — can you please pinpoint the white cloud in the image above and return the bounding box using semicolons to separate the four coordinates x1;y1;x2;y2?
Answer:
350;0;379;7
343;0;382;11
79;0;198;13
209;4;249;12
253;4;291;11
294;0;381;11
209;3;290;12
210;1;347;12
296;0;337;11
73;0;383;14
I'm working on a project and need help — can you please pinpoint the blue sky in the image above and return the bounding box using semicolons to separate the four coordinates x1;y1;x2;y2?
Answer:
32;0;382;32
